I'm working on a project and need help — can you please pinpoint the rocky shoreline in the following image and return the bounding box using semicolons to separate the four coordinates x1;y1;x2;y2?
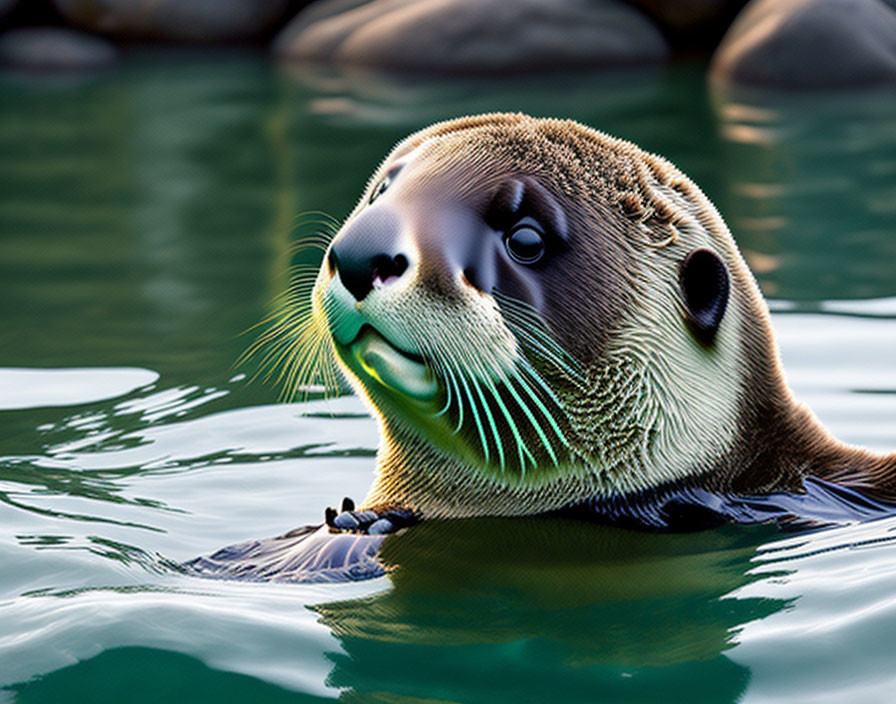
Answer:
1;0;894;89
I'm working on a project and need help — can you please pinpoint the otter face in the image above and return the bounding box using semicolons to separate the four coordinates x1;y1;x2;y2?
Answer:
314;142;596;482
302;115;768;509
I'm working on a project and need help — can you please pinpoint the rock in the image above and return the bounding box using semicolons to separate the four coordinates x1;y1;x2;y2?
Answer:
53;0;291;44
0;0;18;25
627;0;734;30
0;27;118;69
710;0;896;88
625;0;748;51
274;0;669;73
1;0;62;27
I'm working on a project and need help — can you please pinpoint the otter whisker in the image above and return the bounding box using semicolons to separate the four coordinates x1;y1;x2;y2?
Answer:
291;215;339;241
431;359;454;418
503;372;560;467
425;328;502;470
240;322;307;382
296;218;338;230
251;318;316;380
454;366;492;464
280;324;322;383
510;363;573;464
238;251;342;402
439;334;506;470
492;291;585;381
446;365;466;434
422;341;485;457
293;209;340;227
419;319;551;476
288;222;337;256
481;373;535;476
508;324;582;382
516;362;572;447
276;329;323;393
254;327;334;402
508;327;582;381
238;290;311;337
289;241;331;255
281;350;312;399
284;267;326;280
288;348;331;399
467;372;501;470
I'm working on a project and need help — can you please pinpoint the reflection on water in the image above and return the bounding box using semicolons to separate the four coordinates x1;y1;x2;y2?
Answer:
0;52;279;387
0;367;158;410
728;517;896;704
12;647;331;704
713;85;896;301
1;53;896;704
315;519;777;703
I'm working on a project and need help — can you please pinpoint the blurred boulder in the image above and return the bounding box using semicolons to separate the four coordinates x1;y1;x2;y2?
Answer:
0;0;17;24
52;0;291;43
274;0;669;73
1;0;65;28
624;0;748;51
710;0;896;88
0;26;118;69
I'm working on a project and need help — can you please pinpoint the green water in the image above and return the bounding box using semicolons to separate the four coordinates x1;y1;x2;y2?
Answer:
1;50;896;703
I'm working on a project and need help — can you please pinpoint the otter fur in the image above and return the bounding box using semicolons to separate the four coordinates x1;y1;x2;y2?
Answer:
288;113;896;530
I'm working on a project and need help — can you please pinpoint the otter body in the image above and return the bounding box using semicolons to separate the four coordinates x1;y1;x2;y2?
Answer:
294;113;896;531
185;113;896;584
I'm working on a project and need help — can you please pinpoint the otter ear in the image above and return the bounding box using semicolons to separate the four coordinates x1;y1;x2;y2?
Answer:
679;249;729;346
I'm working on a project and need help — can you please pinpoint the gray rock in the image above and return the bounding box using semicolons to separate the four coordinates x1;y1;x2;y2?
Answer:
710;0;896;88
53;0;291;44
0;27;118;69
0;0;18;25
625;0;748;50
274;0;669;73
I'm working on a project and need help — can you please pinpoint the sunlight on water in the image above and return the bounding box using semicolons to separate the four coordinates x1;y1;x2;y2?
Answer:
728;517;896;704
0;54;895;703
0;368;159;410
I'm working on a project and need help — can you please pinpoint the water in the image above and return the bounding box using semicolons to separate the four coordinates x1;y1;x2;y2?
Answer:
1;50;895;703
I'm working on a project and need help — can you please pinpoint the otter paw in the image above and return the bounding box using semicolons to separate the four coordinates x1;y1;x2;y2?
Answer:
324;497;418;535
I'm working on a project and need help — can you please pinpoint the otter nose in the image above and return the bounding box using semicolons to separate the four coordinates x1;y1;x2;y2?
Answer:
329;249;408;302
328;210;409;302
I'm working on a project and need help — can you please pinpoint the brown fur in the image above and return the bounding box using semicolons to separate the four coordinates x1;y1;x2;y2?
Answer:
324;113;896;518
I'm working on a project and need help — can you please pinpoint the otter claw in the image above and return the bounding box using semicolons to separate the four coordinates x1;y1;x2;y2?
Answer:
367;518;394;534
325;499;418;535
333;511;360;530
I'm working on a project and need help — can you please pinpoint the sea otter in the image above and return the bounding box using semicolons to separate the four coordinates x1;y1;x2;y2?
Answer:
273;112;892;536
202;111;896;575
184;113;896;583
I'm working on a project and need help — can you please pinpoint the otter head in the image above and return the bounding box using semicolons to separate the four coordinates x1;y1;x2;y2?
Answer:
306;113;783;518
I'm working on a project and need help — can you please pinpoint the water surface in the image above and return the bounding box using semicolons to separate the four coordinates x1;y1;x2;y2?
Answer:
1;51;896;703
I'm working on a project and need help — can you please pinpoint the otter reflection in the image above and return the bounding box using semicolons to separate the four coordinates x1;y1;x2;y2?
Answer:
312;518;785;704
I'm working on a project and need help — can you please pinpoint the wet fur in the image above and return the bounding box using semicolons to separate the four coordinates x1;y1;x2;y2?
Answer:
318;113;896;522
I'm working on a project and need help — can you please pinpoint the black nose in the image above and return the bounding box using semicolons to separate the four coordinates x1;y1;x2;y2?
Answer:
330;250;408;301
328;209;410;302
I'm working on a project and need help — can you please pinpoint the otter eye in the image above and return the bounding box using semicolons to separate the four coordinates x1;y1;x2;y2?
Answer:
505;225;545;264
369;165;403;204
369;174;392;204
